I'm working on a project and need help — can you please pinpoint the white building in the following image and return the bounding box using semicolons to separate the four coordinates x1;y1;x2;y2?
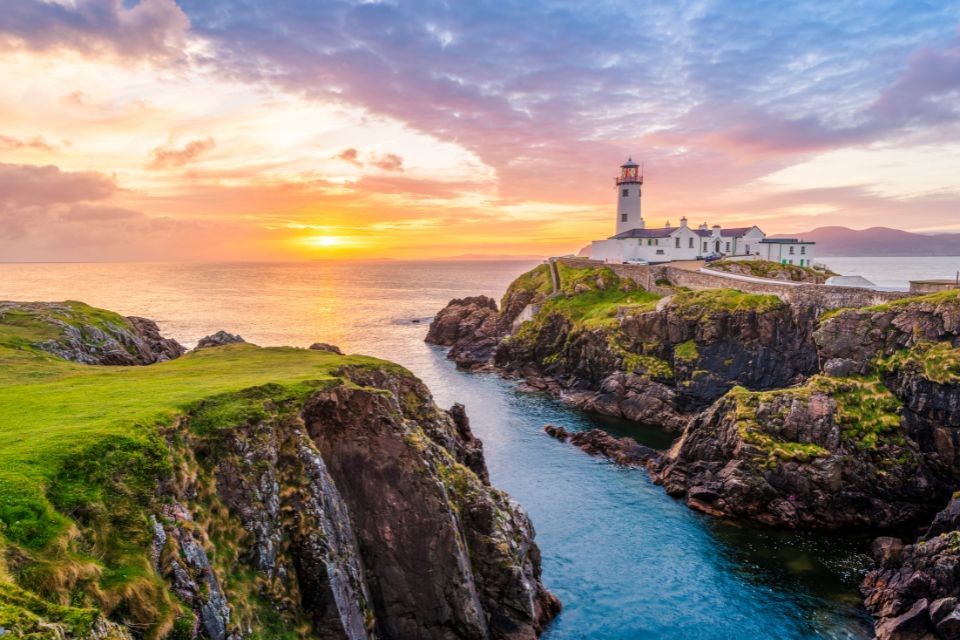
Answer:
589;158;816;266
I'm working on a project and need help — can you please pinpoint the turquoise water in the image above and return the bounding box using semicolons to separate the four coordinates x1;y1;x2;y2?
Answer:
0;260;878;638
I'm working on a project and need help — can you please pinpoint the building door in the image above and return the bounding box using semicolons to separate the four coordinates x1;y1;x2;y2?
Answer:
714;240;721;253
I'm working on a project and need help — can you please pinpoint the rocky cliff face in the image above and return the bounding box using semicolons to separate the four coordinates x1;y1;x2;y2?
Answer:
1;303;558;639
150;366;558;640
430;264;818;432
862;498;960;639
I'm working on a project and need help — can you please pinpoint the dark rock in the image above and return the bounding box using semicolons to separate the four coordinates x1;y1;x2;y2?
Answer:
929;597;957;625
874;598;931;640
195;330;246;349
649;382;940;529
823;357;859;378
157;366;557;639
873;537;906;568
544;426;657;466
426;295;503;368
308;342;343;354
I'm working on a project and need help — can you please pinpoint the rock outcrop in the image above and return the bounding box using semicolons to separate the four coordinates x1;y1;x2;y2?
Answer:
0;300;186;364
152;366;558;640
1;302;558;639
648;377;942;528
309;342;343;354
863;497;960;639
195;330;246;349
426;296;504;368
544;425;656;466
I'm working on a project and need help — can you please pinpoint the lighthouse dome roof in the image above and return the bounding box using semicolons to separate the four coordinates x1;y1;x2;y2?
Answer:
621;156;639;168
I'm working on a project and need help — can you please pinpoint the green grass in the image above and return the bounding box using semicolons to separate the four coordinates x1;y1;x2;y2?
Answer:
0;343;390;548
621;354;673;380
0;301;410;636
673;340;699;363
877;341;960;385
669;288;785;318
709;259;836;283
821;289;960;322
544;263;660;328
499;263;553;310
727;374;904;466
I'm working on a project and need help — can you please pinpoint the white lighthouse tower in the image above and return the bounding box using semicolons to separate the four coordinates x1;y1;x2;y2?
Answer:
615;157;644;235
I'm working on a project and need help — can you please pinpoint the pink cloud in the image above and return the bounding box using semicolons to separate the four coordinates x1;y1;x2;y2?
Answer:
147;137;216;170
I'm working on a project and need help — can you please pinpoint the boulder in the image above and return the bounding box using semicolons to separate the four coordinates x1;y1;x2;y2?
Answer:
308;342;343;354
425;296;503;368
195;330;246;350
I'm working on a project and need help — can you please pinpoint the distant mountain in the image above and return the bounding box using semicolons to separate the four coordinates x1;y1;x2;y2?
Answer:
771;226;960;257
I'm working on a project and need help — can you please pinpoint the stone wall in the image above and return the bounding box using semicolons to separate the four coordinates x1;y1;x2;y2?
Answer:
557;257;912;310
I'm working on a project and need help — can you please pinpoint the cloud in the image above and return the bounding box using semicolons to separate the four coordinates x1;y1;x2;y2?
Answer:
174;0;960;207
0;0;189;62
61;203;144;221
370;153;404;172
147;137;216;170
0;134;59;151
0;162;115;207
335;147;362;166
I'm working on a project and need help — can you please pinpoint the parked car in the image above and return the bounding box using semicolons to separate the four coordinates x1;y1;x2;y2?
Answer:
704;253;724;262
623;258;649;265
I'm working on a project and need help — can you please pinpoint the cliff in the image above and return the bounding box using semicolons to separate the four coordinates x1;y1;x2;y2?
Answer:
428;263;960;637
0;301;558;639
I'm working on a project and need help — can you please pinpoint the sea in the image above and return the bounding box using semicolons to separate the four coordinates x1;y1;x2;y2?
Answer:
2;256;956;639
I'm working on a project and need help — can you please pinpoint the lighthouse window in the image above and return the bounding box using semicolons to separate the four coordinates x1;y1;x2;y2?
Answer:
622;189;629;197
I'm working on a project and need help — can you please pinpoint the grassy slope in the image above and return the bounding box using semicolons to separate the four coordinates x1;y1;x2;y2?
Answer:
0;341;389;545
0;305;403;636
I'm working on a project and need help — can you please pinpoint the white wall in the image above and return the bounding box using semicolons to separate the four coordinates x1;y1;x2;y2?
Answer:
615;181;644;235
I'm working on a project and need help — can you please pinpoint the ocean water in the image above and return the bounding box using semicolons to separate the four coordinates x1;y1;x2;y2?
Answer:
819;256;960;290
5;257;947;639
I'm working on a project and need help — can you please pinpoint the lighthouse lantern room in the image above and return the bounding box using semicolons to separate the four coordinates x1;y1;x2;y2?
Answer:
615;157;644;235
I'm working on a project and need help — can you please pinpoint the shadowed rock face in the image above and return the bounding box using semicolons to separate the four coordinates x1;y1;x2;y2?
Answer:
863;498;960;640
426;296;504;368
157;365;558;640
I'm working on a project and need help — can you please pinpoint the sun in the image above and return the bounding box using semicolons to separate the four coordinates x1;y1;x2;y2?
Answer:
304;235;340;247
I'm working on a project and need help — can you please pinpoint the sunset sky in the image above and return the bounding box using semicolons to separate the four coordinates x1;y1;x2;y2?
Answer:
1;0;959;261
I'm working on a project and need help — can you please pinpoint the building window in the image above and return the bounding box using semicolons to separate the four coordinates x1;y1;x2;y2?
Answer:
801;246;806;254
703;241;707;252
654;239;659;245
789;246;795;254
725;242;730;252
621;213;628;222
689;237;694;248
622;189;629;197
656;249;664;255
746;244;750;253
647;239;652;246
675;237;680;248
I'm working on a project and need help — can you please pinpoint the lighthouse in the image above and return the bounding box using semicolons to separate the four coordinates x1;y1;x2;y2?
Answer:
615;157;643;235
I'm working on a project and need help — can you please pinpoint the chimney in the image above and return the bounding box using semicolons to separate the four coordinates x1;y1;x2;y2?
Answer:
699;222;708;230
680;216;688;228
665;220;672;229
